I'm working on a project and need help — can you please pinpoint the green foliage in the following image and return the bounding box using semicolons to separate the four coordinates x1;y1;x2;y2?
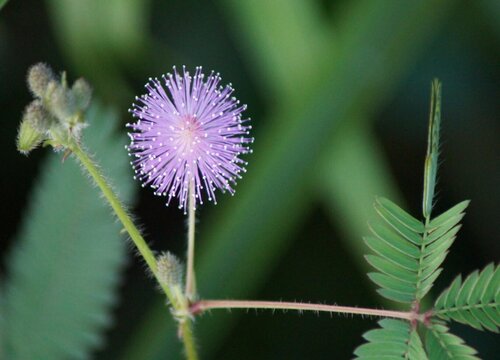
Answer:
407;330;429;360
0;0;8;11
415;200;469;301
4;104;134;359
365;197;423;303
354;319;427;359
423;80;441;219
359;79;497;359
365;197;469;304
365;78;471;306
425;323;479;360
434;264;499;332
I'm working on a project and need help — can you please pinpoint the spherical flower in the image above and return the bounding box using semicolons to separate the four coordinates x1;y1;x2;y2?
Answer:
127;66;253;211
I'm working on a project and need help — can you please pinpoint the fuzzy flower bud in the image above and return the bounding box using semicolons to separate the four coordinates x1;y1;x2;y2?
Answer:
72;78;92;111
17;102;48;154
51;85;76;123
27;63;55;98
17;120;43;154
157;252;184;289
24;100;51;132
19;62;93;151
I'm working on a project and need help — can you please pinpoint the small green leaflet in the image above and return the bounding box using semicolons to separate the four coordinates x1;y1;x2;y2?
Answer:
434;264;499;332
425;322;479;360
354;318;428;359
365;197;468;304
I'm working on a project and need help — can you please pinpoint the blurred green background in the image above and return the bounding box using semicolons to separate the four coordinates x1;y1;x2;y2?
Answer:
1;0;498;359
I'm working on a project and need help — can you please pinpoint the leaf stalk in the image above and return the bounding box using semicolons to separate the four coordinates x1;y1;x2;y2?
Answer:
191;299;422;322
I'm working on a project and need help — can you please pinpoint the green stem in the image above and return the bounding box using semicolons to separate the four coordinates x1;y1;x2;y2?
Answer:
72;144;156;269
180;320;199;360
71;142;199;359
185;180;196;300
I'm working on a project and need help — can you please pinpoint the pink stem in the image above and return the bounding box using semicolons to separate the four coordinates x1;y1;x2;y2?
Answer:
191;299;417;321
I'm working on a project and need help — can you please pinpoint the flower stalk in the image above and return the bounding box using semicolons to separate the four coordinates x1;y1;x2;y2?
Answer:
185;180;197;300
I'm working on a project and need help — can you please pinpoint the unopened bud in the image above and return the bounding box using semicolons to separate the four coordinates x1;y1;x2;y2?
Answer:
51;85;76;122
45;80;58;98
17;117;44;155
157;252;184;289
72;78;92;111
24;100;51;133
27;63;55;98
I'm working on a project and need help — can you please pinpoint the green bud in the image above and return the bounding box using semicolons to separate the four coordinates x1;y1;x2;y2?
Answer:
157;252;190;314
157;252;184;289
23;63;91;146
45;80;59;98
17;116;44;155
27;63;55;98
60;71;68;89
50;85;76;122
17;100;51;154
24;100;51;133
72;78;92;111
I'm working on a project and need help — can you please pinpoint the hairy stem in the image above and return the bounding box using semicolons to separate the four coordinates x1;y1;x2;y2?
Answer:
185;180;196;300
179;321;198;360
72;144;158;274
191;300;419;321
71;142;199;359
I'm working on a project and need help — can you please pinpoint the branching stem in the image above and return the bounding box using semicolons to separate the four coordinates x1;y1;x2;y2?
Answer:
191;300;420;322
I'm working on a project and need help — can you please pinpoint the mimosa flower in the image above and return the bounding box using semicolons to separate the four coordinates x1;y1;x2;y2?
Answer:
127;66;253;211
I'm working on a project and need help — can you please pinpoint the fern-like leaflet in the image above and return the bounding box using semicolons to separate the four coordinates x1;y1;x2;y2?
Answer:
425;322;479;360
354;319;427;360
4;105;132;359
365;198;469;304
434;264;499;332
364;80;471;305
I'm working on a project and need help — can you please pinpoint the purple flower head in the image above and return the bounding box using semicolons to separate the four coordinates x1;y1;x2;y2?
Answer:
127;66;253;211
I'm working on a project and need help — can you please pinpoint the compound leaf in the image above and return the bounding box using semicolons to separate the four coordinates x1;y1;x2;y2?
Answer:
4;104;134;359
365;197;468;304
434;264;499;332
